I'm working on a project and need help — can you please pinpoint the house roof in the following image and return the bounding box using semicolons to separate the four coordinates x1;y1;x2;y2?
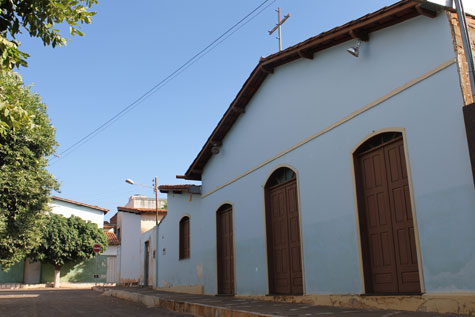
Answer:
51;196;110;214
103;221;114;229
109;213;117;225
158;184;202;194
117;206;168;215
182;0;441;180
105;231;120;246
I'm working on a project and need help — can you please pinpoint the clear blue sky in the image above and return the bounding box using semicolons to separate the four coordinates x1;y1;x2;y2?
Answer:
16;0;395;220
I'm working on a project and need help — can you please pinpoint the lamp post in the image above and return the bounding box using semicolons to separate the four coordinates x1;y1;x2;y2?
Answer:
125;177;159;225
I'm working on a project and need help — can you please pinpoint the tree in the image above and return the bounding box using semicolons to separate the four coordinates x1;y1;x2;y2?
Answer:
0;70;58;270
0;0;98;270
0;0;98;69
29;213;108;288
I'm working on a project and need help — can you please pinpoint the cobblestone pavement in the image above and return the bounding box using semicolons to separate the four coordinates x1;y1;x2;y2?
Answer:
0;288;193;317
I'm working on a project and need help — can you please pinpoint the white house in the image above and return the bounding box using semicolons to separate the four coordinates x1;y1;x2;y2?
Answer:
50;196;108;228
22;196;119;284
155;0;475;315
114;195;167;286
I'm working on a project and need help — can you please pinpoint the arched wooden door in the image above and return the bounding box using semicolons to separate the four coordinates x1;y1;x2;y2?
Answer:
216;204;235;295
355;132;421;294
265;167;303;295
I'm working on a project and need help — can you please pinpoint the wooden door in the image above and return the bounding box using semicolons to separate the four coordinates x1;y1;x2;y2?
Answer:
144;241;149;286
217;205;235;295
106;256;117;283
266;174;303;295
356;135;420;294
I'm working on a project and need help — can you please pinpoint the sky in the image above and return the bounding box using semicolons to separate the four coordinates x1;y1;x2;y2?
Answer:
16;0;397;220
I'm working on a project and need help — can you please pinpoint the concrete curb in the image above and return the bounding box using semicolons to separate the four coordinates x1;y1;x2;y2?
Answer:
93;287;273;317
0;283;116;290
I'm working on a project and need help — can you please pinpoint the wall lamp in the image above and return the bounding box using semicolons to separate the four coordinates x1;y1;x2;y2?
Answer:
347;40;361;58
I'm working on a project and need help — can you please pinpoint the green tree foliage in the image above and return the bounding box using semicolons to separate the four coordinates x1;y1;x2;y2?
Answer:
29;213;108;287
0;0;98;69
0;70;58;269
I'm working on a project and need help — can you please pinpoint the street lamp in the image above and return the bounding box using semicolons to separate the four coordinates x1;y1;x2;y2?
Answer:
125;176;160;225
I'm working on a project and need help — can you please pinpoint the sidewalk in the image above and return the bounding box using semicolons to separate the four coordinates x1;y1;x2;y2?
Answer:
93;286;460;316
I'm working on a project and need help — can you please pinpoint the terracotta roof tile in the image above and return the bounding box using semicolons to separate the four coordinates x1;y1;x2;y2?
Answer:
159;184;201;194
109;213;117;225
105;231;120;246
51;196;109;213
103;221;114;229
117;206;167;215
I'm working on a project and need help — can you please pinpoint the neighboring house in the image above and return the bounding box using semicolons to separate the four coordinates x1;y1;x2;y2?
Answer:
50;196;108;228
113;195;167;286
102;221;120;283
1;196;114;285
155;0;475;314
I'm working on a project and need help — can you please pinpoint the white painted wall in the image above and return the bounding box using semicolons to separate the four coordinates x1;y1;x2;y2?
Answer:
159;13;475;295
50;200;104;228
139;229;155;287
125;195;167;209
141;214;162;233
157;193;203;290
102;245;118;256
117;212;142;284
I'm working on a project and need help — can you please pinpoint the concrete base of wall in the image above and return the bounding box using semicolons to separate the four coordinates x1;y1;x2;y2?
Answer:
0;283;47;289
0;282;116;290
155;285;204;295
237;293;475;315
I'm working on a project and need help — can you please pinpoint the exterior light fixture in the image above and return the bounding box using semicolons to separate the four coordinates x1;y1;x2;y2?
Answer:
347;40;361;58
211;141;221;155
125;177;160;225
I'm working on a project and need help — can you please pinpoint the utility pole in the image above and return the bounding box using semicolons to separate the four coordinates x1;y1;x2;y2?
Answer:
268;7;290;51
154;176;159;225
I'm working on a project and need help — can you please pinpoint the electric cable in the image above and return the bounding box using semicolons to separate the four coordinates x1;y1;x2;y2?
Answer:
51;0;276;164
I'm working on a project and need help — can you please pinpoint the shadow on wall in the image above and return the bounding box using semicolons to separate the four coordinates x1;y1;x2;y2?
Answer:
40;256;107;283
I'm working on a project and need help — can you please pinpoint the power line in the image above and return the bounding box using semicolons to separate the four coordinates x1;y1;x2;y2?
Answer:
51;0;276;164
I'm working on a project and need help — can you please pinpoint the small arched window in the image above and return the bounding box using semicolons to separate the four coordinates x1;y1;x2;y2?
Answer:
265;167;296;188
179;216;190;260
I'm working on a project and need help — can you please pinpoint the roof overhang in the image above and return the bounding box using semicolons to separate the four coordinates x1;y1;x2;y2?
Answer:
51;196;110;214
159;184;202;194
117;206;168;215
183;0;442;181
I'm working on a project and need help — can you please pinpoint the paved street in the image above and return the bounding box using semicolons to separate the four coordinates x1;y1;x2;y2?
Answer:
0;289;192;317
0;287;466;316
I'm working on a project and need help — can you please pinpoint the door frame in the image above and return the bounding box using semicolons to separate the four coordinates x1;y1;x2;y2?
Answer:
350;127;425;294
215;202;236;295
144;240;150;287
262;164;306;296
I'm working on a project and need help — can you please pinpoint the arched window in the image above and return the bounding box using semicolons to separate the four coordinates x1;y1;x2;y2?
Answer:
265;167;296;188
179;216;190;260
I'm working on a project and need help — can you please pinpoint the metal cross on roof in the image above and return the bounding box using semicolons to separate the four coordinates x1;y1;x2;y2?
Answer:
268;7;291;52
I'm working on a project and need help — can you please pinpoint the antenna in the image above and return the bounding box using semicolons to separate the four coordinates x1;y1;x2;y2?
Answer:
268;7;290;51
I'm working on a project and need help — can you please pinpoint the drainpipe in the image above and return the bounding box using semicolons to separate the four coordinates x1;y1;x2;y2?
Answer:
455;0;475;102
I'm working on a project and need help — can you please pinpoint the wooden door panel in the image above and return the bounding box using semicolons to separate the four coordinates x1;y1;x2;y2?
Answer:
217;207;235;295
267;178;303;295
359;148;398;293
357;137;420;294
384;141;420;293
